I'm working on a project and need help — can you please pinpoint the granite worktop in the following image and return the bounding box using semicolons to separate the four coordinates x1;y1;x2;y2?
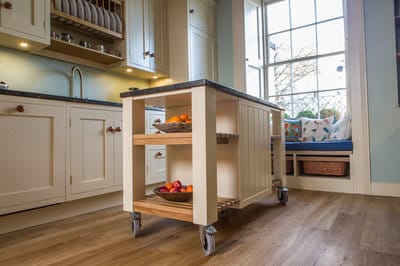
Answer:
0;88;122;107
120;79;284;110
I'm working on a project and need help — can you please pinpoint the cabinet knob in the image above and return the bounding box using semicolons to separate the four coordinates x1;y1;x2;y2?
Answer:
189;9;194;13
154;118;161;123
155;152;165;159
107;126;115;132
150;53;155;58
155;130;161;134
115;126;122;132
16;105;25;112
144;51;151;56
2;2;12;9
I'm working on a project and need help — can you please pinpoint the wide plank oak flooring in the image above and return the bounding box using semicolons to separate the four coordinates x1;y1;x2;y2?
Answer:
1;190;400;265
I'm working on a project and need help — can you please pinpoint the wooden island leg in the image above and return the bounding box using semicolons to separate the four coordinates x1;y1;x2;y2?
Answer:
191;86;218;226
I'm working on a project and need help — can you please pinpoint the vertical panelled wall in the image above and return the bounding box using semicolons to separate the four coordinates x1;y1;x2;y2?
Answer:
239;99;271;207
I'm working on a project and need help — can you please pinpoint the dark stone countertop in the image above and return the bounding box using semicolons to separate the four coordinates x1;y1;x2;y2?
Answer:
120;79;284;110
0;88;122;107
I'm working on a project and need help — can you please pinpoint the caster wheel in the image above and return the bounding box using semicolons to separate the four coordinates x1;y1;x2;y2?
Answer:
202;233;215;256
132;219;140;238
277;187;289;205
131;212;141;238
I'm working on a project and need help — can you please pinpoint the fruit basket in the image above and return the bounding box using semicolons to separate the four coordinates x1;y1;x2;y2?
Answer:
153;187;193;202
153;122;192;133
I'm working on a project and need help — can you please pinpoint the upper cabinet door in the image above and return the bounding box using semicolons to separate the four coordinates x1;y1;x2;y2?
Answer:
150;0;169;75
0;0;49;43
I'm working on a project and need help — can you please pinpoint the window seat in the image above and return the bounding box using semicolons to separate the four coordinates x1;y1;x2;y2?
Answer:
281;140;353;178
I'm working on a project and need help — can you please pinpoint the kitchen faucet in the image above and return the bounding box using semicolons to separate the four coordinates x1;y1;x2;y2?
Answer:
70;66;84;98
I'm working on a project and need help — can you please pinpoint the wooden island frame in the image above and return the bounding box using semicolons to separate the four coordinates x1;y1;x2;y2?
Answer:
121;80;287;255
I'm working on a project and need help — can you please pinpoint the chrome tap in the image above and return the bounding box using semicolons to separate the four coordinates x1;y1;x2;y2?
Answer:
70;66;84;98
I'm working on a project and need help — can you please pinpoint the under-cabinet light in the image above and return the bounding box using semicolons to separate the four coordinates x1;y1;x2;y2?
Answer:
152;76;158;79
126;68;133;73
19;42;28;48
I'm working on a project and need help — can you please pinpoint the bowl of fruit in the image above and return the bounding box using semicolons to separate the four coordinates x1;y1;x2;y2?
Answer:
153;180;193;202
153;114;192;133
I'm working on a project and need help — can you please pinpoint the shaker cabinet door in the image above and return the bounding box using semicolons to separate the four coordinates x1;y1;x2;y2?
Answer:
0;0;49;41
70;108;114;195
0;98;66;215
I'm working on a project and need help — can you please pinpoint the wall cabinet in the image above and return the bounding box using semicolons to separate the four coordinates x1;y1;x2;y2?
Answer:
68;105;122;200
126;0;169;76
0;95;65;215
145;109;166;185
168;0;217;82
0;0;50;51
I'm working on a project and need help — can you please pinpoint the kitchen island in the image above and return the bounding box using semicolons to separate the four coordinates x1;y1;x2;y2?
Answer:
120;79;286;255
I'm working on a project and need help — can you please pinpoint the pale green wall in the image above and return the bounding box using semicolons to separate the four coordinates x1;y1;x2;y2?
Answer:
217;0;234;87
0;47;149;103
364;0;400;183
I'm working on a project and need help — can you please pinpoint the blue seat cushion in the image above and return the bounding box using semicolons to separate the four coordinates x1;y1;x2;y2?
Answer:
285;140;353;151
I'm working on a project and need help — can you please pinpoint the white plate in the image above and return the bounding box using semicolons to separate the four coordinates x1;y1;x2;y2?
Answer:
69;0;77;17
102;8;110;29
76;0;85;19
82;0;91;22
96;6;104;27
62;0;70;14
115;13;122;33
89;3;97;25
109;11;116;32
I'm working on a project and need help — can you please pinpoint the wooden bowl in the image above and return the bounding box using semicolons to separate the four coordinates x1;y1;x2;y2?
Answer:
153;187;193;202
152;122;192;133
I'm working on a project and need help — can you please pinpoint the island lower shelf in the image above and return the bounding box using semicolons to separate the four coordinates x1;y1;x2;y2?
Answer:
134;196;240;222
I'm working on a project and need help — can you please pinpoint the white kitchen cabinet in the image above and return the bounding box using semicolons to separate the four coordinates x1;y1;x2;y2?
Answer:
126;0;169;76
145;109;166;185
0;0;50;51
0;95;65;215
168;0;217;82
68;105;122;200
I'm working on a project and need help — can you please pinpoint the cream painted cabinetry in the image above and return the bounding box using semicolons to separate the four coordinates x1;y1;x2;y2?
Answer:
0;0;50;51
126;0;169;76
168;0;216;82
0;95;65;215
145;109;166;185
68;105;122;200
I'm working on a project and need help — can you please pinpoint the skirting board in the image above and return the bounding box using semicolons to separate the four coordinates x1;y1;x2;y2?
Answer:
371;183;400;197
286;175;354;194
0;191;123;235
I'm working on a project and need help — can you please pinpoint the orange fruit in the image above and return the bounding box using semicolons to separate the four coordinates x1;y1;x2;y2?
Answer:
166;115;182;123
185;119;192;124
165;182;173;190
186;185;193;192
179;114;189;121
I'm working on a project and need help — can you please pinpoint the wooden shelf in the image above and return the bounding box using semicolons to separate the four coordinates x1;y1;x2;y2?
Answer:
134;196;239;222
51;9;123;40
133;132;239;145
45;39;124;65
270;135;281;139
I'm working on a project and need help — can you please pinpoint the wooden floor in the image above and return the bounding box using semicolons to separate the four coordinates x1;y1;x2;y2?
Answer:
1;190;400;265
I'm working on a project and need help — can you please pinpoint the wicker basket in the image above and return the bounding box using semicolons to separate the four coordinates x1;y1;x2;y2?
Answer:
271;158;293;174
302;161;348;176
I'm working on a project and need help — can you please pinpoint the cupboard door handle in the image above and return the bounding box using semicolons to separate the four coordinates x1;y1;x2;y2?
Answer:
115;126;122;132
16;105;25;112
107;126;115;132
189;9;194;13
155;152;165;159
2;2;12;9
155;130;161;134
154;118;161;123
144;51;150;56
149;53;155;58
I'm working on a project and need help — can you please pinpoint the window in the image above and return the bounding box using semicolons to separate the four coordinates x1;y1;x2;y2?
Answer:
264;0;347;119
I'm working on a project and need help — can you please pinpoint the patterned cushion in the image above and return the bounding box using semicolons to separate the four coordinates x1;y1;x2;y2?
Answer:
300;117;334;142
284;119;301;142
329;113;351;141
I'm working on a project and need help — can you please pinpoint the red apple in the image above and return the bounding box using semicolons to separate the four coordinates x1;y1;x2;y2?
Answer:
159;186;168;192
170;187;179;193
172;180;182;189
